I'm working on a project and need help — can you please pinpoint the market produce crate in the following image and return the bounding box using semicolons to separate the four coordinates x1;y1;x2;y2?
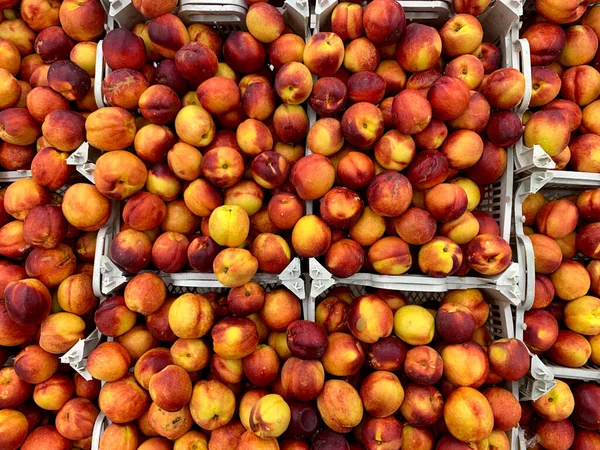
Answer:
514;171;600;311
306;0;527;306
514;171;600;383
70;0;310;311
89;275;311;450
308;280;526;450
87;0;310;109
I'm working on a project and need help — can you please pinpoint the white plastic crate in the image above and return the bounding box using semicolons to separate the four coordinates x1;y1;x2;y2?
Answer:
91;412;108;450
308;144;520;305
306;0;528;305
514;171;600;310
89;279;524;450
513;171;600;384
309;281;526;450
95;0;310;108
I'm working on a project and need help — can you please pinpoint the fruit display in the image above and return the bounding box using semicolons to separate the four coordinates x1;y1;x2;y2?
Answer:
0;184;103;351
88;6;311;290
0;0;108;373
84;0;524;294
521;379;600;449
516;2;600;172
86;282;527;449
3;0;600;448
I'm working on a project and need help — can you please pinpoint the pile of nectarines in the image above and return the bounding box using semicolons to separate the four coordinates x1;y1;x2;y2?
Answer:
0;180;104;357
92;280;307;449
91;6;312;287
522;2;600;171
0;0;108;174
520;379;600;449
0;357;102;449
521;187;600;369
292;0;521;279
87;277;529;449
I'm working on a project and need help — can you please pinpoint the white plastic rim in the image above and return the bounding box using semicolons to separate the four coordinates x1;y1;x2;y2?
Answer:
0;170;32;182
91;412;108;450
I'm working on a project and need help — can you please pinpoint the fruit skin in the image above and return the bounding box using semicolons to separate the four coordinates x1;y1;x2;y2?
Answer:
487;338;531;381
418;236;463;277
4;278;52;325
535;418;575;450
523;22;566;66
303;32;344;78
286;320;328;360
316;380;363;434
533;379;575;422
55;397;99;441
249;393;291;439
400;383;444;427
20;426;71;450
483;387;522;432
359;370;404;418
98;374;150;424
87;341;131;382
189;379;236;431
444;387;494;443
363;0;405;46
361;415;403;450
564;295;600;336
0;408;28;450
149;365;193;412
281;357;324;402
394;305;434;346
466;234;512;276
571;383;600;431
397;24;441;73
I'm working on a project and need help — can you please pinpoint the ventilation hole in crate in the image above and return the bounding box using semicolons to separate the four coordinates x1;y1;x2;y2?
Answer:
166;282;282;297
